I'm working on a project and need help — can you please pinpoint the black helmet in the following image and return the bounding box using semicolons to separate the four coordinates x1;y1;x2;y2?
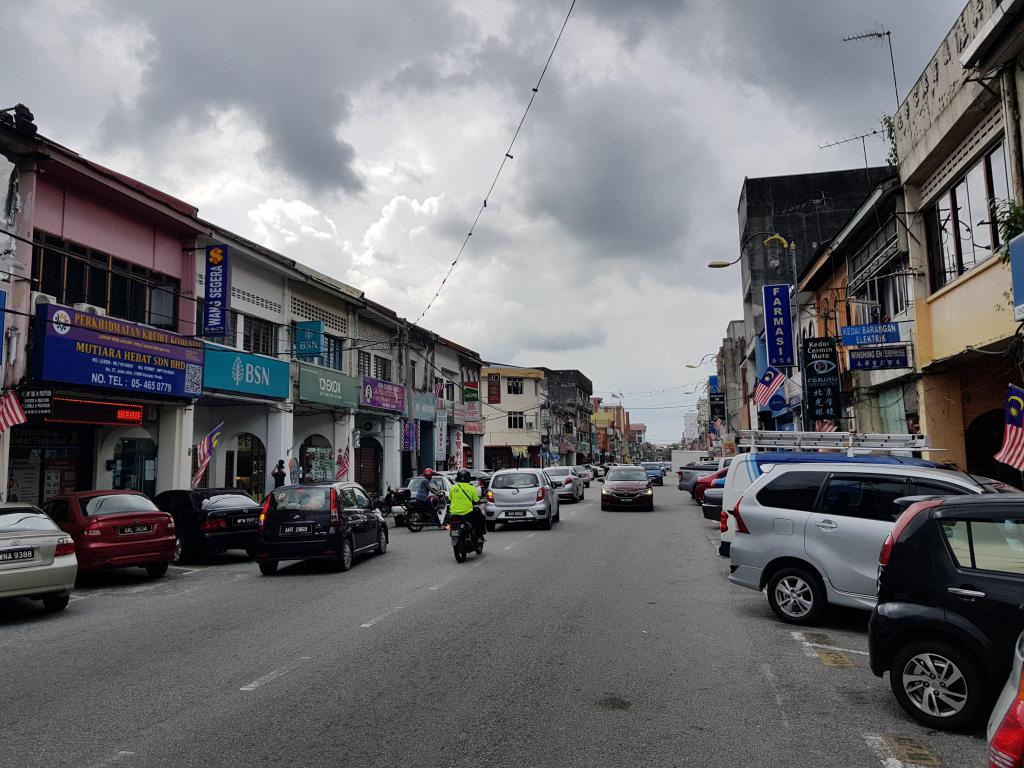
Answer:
456;469;472;483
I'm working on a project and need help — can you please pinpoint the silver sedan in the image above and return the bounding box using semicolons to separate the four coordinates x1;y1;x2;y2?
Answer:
0;503;77;612
545;467;585;502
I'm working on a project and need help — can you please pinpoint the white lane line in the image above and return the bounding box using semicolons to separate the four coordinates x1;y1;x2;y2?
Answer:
240;664;299;692
790;631;869;657
428;579;451;590
862;733;906;768
759;664;791;729
503;544;515;550
360;605;404;628
89;750;137;768
526;533;537;538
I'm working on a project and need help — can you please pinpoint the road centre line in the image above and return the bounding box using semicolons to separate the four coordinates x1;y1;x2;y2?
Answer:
360;605;404;628
428;579;451;590
790;631;869;656
526;533;537;538
240;659;308;692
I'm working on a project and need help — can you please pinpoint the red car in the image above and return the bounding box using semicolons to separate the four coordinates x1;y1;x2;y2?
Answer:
692;467;728;504
600;465;655;511
41;491;176;578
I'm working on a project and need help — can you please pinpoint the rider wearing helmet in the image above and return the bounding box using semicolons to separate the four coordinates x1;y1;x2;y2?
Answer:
448;468;484;540
412;467;440;518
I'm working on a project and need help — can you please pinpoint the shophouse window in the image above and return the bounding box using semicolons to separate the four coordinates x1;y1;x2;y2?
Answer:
33;232;180;329
374;355;391;382
508;411;525;429
410;361;417;388
195;300;237;346
925;142;1011;291
242;315;277;356
445;381;455;401
311;334;343;370
358;351;372;376
507;377;524;395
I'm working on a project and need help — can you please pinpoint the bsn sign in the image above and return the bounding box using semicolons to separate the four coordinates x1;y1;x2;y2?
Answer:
232;357;272;387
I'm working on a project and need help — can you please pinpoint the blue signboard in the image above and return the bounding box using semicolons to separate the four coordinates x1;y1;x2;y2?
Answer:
1012;233;1024;321
33;304;204;398
203;344;290;399
202;244;232;336
0;290;6;367
708;375;719;394
762;284;794;367
294;320;325;358
841;322;900;347
768;393;786;412
848;346;910;371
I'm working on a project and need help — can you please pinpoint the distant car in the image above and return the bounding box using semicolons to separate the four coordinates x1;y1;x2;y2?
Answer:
255;482;388;575
869;495;1024;731
701;487;724;522
989;630;1024;767
440;469;492;495
545;467;584;502
154;488;262;564
0;503;77;613
601;465;654;511
484;469;560;531
572;466;594;487
661;462;672;475
641;462;664;486
43;491;175;578
678;462;718;494
588;465;604;480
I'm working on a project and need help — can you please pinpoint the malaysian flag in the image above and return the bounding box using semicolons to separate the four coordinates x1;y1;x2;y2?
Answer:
336;446;351;481
191;421;224;489
754;367;786;407
710;417;723;435
994;384;1024;470
434;379;445;397
0;391;27;434
815;420;839;433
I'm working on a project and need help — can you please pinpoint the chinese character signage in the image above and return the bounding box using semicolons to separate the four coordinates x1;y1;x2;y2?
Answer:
841;322;901;347
709;392;725;420
803;337;841;423
294;320;325;358
847;346;911;371
34;304;203;398
487;373;501;404
202;245;232;336
452;430;464;470
360;376;406;413
762;284;794;367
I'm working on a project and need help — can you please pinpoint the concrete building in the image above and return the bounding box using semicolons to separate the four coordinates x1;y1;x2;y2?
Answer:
716;319;749;439
540;369;594;466
481;366;549;469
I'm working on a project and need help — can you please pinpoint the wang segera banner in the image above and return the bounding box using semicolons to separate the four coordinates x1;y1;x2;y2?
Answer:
762;284;795;368
202;244;232;336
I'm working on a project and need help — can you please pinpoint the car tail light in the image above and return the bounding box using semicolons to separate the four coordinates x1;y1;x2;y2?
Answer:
199;518;227;531
330;489;340;524
989;669;1024;768
880;498;943;567
733;497;749;534
259;498;270;528
720;510;728;533
486;490;494;503
537;487;547;502
54;537;75;557
83;521;102;537
166;517;175;530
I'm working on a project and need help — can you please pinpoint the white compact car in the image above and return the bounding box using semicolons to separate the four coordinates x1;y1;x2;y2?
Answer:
0;503;78;613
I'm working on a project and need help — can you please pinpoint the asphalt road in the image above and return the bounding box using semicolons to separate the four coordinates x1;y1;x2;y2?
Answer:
1;482;988;767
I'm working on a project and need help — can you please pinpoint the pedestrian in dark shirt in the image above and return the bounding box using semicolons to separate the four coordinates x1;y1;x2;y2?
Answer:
272;460;287;488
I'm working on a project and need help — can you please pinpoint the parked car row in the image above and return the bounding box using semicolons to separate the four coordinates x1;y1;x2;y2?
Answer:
696;450;1023;739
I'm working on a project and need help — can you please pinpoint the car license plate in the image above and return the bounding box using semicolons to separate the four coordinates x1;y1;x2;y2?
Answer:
280;524;312;536
119;524;153;535
234;517;257;526
505;510;527;517
618;497;633;503
0;548;34;562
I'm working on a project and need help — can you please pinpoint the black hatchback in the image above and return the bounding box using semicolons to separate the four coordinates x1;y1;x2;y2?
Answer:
869;495;1024;731
154;488;263;563
255;483;388;575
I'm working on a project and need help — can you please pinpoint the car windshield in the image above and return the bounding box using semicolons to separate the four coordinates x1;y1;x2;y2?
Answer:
641;463;660;470
82;495;159;516
0;510;55;532
607;468;648;482
271;487;331;511
546;468;570;477
197;493;259;509
492;473;539;489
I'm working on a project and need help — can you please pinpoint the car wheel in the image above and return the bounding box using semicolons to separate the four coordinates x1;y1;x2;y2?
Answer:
889;640;989;731
258;560;279;576
542;514;553;531
245;547;257;558
338;537;354;571
375;527;388;555
554;505;561;522
145;562;169;579
172;536;188;564
579;488;585;501
42;594;69;612
485;521;496;532
766;566;825;625
394;513;406;527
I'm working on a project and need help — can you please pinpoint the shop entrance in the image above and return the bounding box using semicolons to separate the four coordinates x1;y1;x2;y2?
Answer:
355;436;382;492
300;434;333;483
226;433;267;499
966;409;1023;488
8;426;92;505
113;437;157;498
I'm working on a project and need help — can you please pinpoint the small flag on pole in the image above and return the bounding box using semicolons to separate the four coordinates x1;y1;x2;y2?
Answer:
710;417;722;435
191;421;223;489
0;391;27;434
994;384;1024;470
336;446;351;481
754;367;786;407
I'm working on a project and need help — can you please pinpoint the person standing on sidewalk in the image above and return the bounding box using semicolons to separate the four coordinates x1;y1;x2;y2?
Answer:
271;460;287;488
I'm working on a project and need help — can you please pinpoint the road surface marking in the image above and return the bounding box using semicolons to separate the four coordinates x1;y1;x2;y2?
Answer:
360;605;404;628
504;544;516;550
791;631;868;657
428;579;451;590
240;664;300;691
526;533;537;538
759;664;791;729
817;650;854;667
883;735;941;766
89;750;137;768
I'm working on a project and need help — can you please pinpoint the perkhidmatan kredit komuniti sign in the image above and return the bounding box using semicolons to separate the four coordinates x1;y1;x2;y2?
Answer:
762;284;794;368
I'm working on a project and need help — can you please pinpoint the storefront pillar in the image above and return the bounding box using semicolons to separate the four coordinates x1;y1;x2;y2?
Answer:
266;405;294;487
0;430;11;502
156;404;194;494
382;416;401;489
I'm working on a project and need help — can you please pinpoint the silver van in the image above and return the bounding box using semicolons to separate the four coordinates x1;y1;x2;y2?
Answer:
484;469;561;531
728;463;985;624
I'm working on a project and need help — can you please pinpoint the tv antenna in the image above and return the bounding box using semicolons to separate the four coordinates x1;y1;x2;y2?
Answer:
819;129;886;184
843;27;899;111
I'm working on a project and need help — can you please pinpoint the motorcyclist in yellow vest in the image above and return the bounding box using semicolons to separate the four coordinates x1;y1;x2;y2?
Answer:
448;469;485;540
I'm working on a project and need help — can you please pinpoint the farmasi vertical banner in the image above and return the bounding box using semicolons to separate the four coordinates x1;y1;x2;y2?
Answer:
763;284;794;368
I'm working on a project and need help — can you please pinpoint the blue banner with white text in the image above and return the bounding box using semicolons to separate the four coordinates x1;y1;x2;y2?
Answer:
762;284;794;368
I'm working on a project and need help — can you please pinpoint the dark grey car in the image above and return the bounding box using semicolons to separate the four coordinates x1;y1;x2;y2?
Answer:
678;462;718;494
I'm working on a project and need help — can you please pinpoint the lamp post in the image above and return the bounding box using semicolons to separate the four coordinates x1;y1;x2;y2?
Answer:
685;352;717;369
708;232;807;431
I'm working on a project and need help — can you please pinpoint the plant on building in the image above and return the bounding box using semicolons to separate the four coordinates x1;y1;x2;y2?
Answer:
995;198;1024;264
880;114;898;169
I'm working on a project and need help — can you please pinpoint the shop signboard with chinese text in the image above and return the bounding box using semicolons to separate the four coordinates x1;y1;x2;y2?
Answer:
33;305;203;398
848;346;910;371
803;337;841;424
762;284;794;367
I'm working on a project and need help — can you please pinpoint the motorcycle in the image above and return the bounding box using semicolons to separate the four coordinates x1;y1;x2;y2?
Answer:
446;510;484;563
405;493;446;532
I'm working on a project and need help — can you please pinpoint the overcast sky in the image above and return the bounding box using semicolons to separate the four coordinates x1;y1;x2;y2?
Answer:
3;0;966;441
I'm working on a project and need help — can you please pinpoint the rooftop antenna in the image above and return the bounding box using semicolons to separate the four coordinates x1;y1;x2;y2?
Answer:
819;129;886;189
843;27;899;111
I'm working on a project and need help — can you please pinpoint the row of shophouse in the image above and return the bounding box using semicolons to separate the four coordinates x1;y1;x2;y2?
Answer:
706;0;1024;487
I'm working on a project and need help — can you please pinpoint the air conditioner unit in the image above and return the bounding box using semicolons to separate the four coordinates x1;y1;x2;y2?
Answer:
362;420;382;435
73;302;106;317
31;292;57;310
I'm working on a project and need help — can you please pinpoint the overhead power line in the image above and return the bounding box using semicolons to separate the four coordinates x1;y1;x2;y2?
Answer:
411;0;577;326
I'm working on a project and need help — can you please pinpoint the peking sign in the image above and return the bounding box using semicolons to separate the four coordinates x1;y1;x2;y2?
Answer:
762;284;795;367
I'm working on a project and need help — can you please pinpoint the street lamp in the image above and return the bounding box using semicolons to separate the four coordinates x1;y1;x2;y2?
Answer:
707;231;791;269
685;352;717;369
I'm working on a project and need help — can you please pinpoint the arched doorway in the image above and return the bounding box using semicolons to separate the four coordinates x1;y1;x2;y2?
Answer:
233;433;266;498
300;434;333;483
113;437;157;498
355;436;382;492
966;409;1022;488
